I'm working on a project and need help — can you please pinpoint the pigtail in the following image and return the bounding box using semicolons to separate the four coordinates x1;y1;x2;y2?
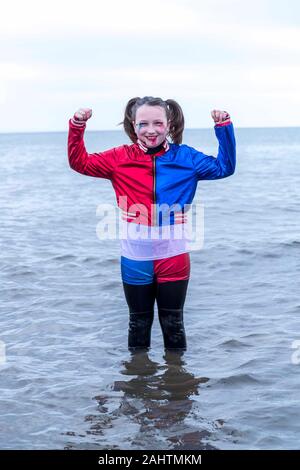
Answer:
119;97;140;143
165;99;184;144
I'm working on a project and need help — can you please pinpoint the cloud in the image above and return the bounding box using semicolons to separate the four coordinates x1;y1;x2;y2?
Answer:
0;0;198;36
0;63;39;80
3;61;298;95
2;0;300;57
0;0;299;130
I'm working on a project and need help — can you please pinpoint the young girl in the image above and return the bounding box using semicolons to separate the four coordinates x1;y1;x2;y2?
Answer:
68;96;236;352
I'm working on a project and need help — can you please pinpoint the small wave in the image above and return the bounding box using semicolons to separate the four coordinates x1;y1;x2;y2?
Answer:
255;435;283;448
82;256;99;263
95;258;119;266
283;240;300;247
219;339;251;349
216;373;260;386
250;281;272;288
236;249;255;255
51;254;77;261
266;240;300;251
229;260;252;266
236;358;262;369
241;333;268;339
9;269;35;277
261;252;282;258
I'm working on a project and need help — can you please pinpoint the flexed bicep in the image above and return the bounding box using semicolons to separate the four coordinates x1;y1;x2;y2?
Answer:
68;110;117;179
191;119;236;180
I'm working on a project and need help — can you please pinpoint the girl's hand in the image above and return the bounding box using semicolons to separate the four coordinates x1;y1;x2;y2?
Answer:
211;109;231;125
73;108;93;122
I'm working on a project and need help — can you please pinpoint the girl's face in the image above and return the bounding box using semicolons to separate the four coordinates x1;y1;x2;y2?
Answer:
133;105;170;148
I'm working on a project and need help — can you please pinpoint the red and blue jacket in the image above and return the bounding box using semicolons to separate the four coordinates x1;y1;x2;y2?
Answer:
68;119;236;223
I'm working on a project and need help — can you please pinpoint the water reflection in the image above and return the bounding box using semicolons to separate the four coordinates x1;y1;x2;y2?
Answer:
89;351;216;450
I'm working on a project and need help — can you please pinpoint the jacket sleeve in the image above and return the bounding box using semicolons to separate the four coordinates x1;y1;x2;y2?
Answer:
191;122;236;180
67;119;118;179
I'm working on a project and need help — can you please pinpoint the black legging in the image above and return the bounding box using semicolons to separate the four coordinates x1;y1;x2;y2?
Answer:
122;280;189;351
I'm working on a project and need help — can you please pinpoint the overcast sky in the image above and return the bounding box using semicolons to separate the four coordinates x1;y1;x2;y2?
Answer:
0;0;299;132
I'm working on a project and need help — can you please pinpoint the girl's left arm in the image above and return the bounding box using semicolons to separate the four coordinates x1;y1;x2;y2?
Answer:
191;118;236;180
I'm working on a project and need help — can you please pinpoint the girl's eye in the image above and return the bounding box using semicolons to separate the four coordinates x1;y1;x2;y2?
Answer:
136;122;163;129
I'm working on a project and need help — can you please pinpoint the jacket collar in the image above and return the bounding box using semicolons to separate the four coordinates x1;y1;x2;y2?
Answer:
137;139;170;153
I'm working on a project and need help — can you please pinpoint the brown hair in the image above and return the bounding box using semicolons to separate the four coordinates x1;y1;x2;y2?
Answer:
119;96;185;144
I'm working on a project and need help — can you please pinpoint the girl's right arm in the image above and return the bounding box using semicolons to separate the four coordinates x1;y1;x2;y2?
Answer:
68;108;117;180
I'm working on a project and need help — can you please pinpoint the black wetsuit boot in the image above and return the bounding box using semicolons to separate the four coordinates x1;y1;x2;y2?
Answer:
123;282;156;351
158;307;187;350
156;280;189;351
128;310;154;351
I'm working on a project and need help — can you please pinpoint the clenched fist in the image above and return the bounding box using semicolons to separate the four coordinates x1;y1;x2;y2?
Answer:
211;110;231;125
73;108;93;122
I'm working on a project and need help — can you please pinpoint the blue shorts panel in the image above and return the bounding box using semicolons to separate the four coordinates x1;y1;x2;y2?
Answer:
121;256;154;285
